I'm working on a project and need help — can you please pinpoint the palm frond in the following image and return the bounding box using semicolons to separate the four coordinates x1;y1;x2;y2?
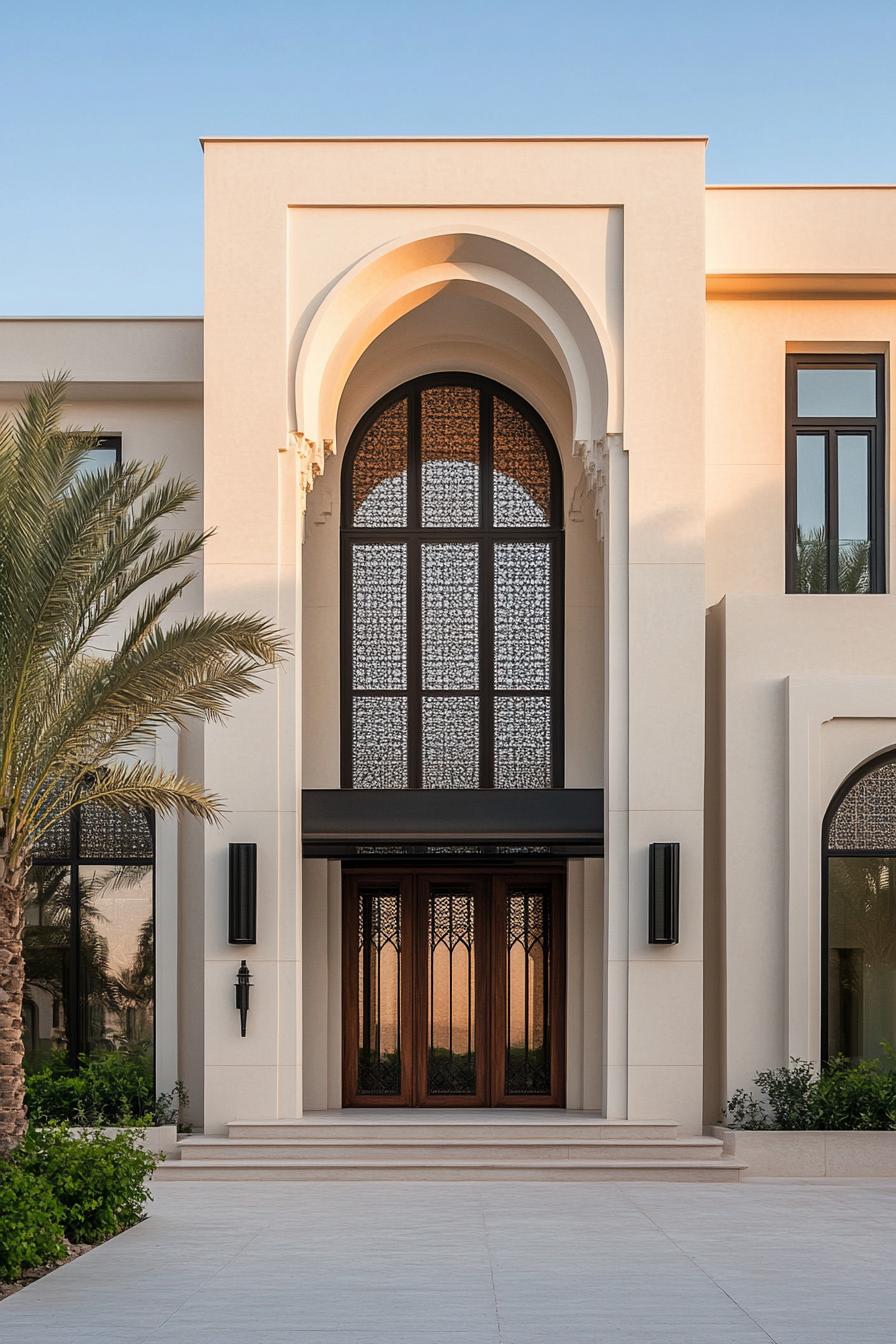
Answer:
0;376;289;875
29;761;224;851
21;613;286;802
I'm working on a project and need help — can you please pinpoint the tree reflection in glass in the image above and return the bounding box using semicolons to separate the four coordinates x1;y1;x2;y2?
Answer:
23;866;71;1065
78;865;153;1057
24;862;153;1070
828;856;896;1064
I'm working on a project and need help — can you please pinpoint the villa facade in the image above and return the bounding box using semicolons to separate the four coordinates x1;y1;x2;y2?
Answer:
6;137;896;1140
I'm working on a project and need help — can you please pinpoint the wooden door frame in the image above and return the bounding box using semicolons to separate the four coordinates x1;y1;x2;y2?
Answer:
342;872;415;1106
412;872;490;1107
490;873;566;1107
342;865;566;1107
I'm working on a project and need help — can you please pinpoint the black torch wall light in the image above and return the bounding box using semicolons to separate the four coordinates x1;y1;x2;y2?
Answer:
229;843;257;1035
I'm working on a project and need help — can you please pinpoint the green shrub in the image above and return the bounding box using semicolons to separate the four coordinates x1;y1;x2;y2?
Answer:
154;1079;190;1128
723;1087;769;1130
24;1049;88;1124
25;1046;188;1127
814;1055;896;1130
71;1047;155;1124
0;1161;66;1281
724;1052;896;1130
16;1126;156;1244
754;1057;816;1130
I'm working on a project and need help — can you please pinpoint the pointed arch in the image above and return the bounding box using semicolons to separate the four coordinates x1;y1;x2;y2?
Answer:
291;228;616;500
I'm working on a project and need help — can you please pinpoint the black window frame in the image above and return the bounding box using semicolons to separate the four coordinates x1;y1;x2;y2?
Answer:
785;353;886;594
340;373;565;790
27;805;156;1075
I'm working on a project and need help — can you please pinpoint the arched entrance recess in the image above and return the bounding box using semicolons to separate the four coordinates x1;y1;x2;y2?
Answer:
290;228;615;509
339;373;566;1107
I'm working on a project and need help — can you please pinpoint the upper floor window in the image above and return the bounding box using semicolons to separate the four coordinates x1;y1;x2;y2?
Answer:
786;355;885;593
341;374;564;789
74;433;121;478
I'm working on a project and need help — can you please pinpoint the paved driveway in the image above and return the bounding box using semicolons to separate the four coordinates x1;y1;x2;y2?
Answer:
1;1178;894;1343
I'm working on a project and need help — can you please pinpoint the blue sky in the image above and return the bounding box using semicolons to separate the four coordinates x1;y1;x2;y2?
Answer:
3;0;895;314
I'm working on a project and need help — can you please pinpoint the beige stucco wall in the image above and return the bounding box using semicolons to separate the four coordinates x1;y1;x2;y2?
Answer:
711;596;896;1113
706;186;896;277
706;294;895;607
703;250;896;1118
202;137;708;1132
0;317;202;397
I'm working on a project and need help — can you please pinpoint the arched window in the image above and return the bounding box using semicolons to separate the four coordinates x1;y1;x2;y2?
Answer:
24;802;155;1074
341;374;563;789
824;752;896;1063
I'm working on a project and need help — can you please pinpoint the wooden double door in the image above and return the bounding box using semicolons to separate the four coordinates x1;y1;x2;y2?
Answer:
343;868;565;1107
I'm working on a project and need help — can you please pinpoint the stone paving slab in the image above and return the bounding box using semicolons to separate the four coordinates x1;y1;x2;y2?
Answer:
1;1179;895;1343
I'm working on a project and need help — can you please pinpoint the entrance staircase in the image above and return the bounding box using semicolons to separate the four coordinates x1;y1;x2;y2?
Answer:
156;1111;746;1181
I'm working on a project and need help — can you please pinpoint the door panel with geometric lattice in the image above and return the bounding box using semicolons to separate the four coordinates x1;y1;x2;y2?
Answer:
342;869;565;1107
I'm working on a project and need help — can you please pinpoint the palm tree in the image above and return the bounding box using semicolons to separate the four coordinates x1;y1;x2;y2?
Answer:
0;377;287;1151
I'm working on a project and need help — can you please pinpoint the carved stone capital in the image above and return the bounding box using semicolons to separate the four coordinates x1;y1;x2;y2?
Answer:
572;434;622;540
573;437;607;535
291;430;337;522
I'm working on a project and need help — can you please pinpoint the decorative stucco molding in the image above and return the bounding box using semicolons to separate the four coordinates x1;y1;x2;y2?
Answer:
288;430;337;516
574;434;622;538
293;228;615;455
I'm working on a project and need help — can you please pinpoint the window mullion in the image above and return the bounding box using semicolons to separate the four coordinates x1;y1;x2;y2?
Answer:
408;394;422;787
69;810;80;1069
827;428;839;593
551;532;565;786
871;425;885;593
341;535;353;786
480;390;495;788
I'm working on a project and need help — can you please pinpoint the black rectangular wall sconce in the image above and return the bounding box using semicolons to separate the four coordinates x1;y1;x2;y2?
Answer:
228;843;257;945
648;842;680;945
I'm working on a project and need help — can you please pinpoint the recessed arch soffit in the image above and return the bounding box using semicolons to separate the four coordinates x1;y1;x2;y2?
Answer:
289;228;617;512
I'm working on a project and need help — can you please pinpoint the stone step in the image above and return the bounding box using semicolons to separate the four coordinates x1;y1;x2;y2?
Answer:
155;1156;745;1183
225;1120;680;1141
178;1136;721;1163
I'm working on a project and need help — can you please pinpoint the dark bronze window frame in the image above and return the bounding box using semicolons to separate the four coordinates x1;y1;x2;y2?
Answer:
340;373;565;789
821;747;896;1063
27;806;156;1075
785;353;886;594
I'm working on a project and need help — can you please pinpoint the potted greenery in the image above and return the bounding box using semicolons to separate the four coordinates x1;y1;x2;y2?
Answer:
713;1053;896;1175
